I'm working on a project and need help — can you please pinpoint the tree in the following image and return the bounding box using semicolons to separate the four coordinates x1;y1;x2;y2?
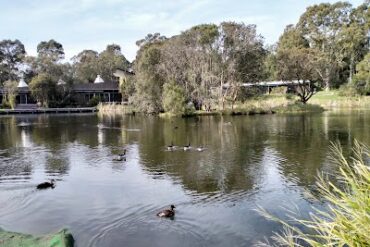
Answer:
276;25;318;103
353;52;370;95
217;22;266;109
97;44;130;82
37;39;64;62
0;39;26;84
162;81;186;115
131;43;164;113
29;73;56;107
136;33;167;47
3;80;18;109
297;2;353;90
72;50;99;83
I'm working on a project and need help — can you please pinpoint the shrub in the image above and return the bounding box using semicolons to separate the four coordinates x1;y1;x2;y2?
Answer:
273;102;324;113
162;81;186;115
338;83;358;97
87;96;101;107
258;141;370;246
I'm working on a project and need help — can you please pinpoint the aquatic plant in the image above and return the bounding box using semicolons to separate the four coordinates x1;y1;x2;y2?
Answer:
258;140;370;246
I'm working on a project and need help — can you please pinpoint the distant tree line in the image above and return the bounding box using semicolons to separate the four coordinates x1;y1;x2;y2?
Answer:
0;1;369;111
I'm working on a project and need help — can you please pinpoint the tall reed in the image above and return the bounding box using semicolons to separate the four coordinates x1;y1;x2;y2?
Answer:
258;140;370;246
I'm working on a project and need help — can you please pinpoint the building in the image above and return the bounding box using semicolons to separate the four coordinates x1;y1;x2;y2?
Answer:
0;71;134;107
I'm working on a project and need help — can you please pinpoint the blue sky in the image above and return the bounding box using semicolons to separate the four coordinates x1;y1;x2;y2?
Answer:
0;0;364;61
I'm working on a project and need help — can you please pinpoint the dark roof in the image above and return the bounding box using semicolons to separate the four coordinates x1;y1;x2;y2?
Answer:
0;87;29;94
72;81;119;92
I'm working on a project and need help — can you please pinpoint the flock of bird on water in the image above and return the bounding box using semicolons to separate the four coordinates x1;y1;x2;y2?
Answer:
35;141;206;218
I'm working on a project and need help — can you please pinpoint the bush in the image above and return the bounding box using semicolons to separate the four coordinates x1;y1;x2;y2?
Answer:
338;83;358;97
273;102;324;113
87;96;101;107
162;82;186;115
1;100;11;109
259;141;370;246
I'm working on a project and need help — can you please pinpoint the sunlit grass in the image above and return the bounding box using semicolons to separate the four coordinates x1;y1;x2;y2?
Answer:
258;140;370;246
310;91;370;109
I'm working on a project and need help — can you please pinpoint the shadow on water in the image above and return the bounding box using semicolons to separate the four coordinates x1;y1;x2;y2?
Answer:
0;111;369;246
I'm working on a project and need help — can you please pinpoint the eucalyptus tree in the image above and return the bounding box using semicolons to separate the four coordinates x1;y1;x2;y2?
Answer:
131;42;165;113
72;50;99;83
29;73;57;107
97;44;130;82
353;52;370;95
276;25;319;103
0;39;26;84
297;2;353;90
217;22;266;109
340;1;370;83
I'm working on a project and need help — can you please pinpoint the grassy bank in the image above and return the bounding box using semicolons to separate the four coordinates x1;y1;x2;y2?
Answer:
98;91;369;117
310;90;370;109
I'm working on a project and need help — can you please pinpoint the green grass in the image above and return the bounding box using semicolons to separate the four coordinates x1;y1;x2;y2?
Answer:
310;90;370;108
258;140;370;246
273;102;324;114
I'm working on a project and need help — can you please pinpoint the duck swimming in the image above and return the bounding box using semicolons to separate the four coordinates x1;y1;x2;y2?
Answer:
197;146;205;152
157;205;176;218
167;142;175;151
37;179;55;190
113;151;126;161
183;143;191;151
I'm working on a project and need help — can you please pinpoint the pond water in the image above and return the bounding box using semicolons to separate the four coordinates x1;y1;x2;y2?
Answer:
0;111;369;246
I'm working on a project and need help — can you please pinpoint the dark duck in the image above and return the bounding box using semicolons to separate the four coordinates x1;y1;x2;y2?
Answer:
37;179;55;189
157;205;176;218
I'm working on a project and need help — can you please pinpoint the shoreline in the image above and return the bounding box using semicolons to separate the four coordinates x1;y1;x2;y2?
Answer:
0;107;97;115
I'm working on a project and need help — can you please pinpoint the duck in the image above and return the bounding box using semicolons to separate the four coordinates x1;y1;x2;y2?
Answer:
37;179;55;190
196;146;205;152
183;143;191;151
157;205;176;218
167;142;175;151
113;150;126;161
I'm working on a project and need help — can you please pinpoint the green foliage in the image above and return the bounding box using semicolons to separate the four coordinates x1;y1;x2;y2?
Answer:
29;73;56;107
162;82;186;115
338;83;359;97
353;53;370;95
119;76;135;101
131;43;164;113
0;39;25;83
37;39;65;61
97;44;130;82
3;80;18;109
87;96;101;107
273;102;324;113
259;141;370;247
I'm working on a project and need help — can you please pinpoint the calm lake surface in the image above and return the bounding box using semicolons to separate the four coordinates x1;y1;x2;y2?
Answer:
0;111;369;246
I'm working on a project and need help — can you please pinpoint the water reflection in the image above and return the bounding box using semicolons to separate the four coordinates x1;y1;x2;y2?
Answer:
0;111;369;246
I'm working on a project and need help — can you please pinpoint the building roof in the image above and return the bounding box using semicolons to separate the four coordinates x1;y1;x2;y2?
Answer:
17;78;28;88
94;75;104;84
72;81;119;92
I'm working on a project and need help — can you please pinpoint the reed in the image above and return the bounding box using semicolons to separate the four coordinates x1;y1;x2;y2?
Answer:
258;140;370;246
97;103;135;116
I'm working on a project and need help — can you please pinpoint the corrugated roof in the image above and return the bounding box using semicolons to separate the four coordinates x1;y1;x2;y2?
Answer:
72;81;119;92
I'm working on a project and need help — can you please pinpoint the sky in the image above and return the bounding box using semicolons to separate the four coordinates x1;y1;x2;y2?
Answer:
0;0;364;62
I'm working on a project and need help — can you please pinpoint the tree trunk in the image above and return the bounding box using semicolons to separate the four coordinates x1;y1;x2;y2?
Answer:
349;55;354;84
324;73;330;91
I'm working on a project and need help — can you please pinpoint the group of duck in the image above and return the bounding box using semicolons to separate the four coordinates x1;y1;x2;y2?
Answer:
167;143;205;152
36;179;176;218
36;179;176;217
